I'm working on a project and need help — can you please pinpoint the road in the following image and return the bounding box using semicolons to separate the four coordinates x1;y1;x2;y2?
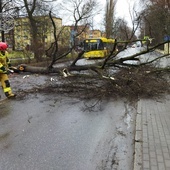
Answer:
0;72;136;170
0;47;166;170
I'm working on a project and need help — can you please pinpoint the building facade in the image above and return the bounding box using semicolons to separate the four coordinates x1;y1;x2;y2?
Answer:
14;16;62;50
3;16;104;51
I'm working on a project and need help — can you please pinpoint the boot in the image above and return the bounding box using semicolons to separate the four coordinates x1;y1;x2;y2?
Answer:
7;93;16;99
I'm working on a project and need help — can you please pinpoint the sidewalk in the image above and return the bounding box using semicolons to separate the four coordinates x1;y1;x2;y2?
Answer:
134;95;170;170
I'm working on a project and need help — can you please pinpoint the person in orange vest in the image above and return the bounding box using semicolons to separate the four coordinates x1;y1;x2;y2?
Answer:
0;42;16;98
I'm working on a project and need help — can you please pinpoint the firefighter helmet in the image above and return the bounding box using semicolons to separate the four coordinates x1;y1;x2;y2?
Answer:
0;42;8;51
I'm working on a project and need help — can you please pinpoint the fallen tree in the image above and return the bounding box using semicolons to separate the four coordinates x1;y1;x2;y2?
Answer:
12;9;170;101
13;40;170;101
17;40;170;75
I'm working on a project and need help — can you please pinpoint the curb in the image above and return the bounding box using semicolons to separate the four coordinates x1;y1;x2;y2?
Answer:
134;99;142;170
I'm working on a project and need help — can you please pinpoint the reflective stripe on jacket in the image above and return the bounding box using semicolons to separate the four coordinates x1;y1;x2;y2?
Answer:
0;51;10;73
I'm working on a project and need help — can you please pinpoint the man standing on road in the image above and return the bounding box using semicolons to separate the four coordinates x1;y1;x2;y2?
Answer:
0;42;16;98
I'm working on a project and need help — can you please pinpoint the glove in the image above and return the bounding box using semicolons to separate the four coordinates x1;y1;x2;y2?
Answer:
2;69;14;74
0;65;7;74
9;66;20;73
8;69;14;74
0;64;13;74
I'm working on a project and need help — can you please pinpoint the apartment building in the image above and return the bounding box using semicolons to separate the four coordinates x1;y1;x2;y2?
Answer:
13;16;62;50
3;16;103;51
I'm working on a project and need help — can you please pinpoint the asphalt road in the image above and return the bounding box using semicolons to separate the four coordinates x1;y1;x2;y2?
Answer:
1;47;164;170
0;73;136;170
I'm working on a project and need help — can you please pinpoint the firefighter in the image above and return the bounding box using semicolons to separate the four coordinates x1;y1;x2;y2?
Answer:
0;42;16;98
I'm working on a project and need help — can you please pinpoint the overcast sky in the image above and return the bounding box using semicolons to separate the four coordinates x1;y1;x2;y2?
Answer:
56;0;141;30
93;0;140;30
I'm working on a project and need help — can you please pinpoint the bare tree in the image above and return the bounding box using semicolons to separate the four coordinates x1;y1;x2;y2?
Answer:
139;0;170;46
105;0;117;38
113;18;134;40
12;0;57;62
45;0;99;70
22;0;45;62
0;0;19;41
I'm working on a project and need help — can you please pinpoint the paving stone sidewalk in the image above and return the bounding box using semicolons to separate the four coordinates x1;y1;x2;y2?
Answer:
134;95;170;170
